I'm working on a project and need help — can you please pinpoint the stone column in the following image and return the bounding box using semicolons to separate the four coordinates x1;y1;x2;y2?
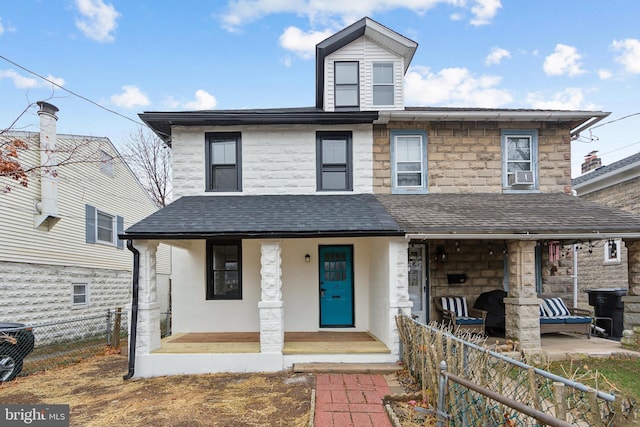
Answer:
622;239;640;346
130;240;161;355
389;238;412;358
504;240;541;349
258;241;284;353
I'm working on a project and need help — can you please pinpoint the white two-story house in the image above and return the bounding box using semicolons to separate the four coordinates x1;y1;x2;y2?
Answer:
123;17;640;378
0;102;171;326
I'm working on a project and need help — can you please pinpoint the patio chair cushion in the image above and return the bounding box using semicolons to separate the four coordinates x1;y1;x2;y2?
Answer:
440;296;469;317
563;316;592;324
542;297;571;317
455;317;484;325
540;317;566;324
539;304;546;317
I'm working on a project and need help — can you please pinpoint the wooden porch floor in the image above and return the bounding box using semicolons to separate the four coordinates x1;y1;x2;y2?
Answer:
153;331;390;355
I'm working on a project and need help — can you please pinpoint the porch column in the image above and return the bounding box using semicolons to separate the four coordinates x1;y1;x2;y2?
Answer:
504;240;541;350
258;241;284;353
622;239;640;346
130;240;161;355
389;238;412;357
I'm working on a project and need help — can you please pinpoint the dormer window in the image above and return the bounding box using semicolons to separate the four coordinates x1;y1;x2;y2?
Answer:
334;62;359;108
373;63;394;106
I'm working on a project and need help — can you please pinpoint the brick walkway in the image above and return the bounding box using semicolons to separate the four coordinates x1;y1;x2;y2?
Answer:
314;373;393;427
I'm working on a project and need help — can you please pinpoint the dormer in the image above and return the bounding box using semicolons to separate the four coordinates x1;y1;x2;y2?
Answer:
315;17;418;112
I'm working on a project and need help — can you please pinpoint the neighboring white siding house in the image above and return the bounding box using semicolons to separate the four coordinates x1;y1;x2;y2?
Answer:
0;102;170;324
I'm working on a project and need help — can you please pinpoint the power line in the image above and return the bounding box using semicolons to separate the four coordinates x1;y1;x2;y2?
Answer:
591;112;640;129
0;54;148;129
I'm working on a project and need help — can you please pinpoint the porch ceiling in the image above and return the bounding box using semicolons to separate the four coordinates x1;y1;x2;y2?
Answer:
376;193;640;238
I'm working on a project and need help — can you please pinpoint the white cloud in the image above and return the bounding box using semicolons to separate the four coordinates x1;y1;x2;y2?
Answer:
470;0;502;26
220;0;501;33
611;38;640;74
526;88;597;110
184;90;217;110
485;47;510;65
404;66;512;107
598;69;612;80
74;0;120;42
111;85;151;108
543;44;585;76
0;18;4;36
279;26;334;59
0;70;38;89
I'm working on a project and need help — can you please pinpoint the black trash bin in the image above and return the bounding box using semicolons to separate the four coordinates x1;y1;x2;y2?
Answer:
584;288;627;338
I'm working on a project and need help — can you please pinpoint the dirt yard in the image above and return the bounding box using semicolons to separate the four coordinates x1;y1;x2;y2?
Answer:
0;352;314;426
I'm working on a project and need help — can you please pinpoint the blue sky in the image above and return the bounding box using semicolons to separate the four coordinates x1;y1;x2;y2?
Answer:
1;0;639;177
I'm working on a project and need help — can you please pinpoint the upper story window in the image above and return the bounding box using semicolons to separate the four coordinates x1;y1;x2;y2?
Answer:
316;131;352;191
205;132;242;192
391;130;427;194
85;204;124;249
373;63;394;106
207;240;242;300
100;150;114;176
502;130;538;191
334;62;359;108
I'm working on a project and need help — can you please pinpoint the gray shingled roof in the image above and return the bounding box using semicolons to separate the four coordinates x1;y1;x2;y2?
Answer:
572;151;640;186
375;193;640;235
123;194;403;239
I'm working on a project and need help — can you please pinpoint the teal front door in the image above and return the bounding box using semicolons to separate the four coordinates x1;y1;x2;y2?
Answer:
319;245;354;327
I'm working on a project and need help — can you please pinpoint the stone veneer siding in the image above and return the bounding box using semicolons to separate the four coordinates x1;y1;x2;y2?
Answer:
0;261;131;325
374;121;573;194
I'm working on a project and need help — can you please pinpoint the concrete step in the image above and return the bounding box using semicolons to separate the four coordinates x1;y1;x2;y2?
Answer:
293;362;402;374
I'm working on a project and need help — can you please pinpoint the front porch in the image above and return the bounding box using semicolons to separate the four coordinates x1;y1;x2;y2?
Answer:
153;331;391;355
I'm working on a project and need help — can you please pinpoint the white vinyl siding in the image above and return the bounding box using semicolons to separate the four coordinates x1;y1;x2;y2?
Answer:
324;37;404;111
0;133;170;274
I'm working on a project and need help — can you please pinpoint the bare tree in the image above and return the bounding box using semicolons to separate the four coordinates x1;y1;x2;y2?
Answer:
121;128;172;208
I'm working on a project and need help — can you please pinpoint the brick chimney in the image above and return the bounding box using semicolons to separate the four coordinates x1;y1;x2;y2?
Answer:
581;150;602;174
34;101;61;228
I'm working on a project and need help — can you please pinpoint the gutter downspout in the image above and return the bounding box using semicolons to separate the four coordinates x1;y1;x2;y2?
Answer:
123;240;140;380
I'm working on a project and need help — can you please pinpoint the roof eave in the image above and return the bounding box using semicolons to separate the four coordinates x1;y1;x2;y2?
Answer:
120;230;405;240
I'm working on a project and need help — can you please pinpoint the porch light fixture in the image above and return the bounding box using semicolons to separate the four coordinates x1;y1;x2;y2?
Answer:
435;247;448;263
305;254;311;263
488;243;494;256
455;240;461;252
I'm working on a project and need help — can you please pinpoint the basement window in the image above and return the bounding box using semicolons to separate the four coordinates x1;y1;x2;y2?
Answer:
72;283;89;306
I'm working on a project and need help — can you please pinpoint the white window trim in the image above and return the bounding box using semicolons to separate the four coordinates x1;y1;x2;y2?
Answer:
604;238;622;264
71;283;89;307
501;129;539;193
390;130;428;194
96;209;116;245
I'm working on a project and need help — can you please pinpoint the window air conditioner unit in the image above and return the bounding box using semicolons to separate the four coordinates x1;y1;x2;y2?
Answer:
514;170;534;185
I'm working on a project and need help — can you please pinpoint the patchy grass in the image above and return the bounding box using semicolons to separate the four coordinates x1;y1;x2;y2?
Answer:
548;354;640;400
0;353;313;426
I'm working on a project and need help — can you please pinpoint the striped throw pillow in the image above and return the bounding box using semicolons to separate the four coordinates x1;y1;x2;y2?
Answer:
441;296;469;317
543;297;570;317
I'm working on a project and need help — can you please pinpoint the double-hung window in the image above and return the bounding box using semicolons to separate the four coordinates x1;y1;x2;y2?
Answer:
604;239;622;264
206;240;242;300
502;130;538;191
316;131;352;191
206;132;242;192
373;63;394;106
85;204;124;249
334;61;359;108
72;283;89;306
391;130;427;193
